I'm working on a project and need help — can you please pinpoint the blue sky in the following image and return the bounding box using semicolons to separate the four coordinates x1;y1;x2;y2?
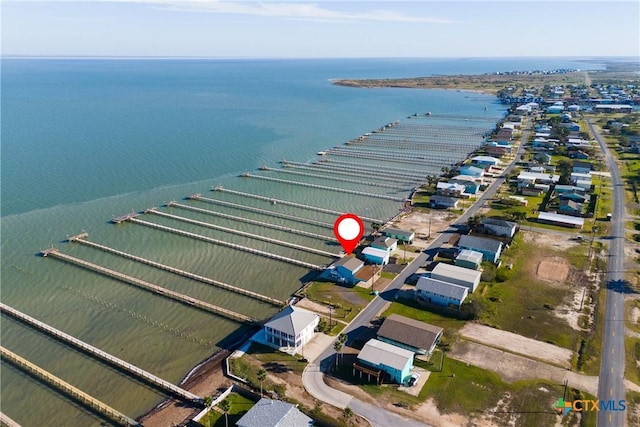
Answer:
3;1;639;58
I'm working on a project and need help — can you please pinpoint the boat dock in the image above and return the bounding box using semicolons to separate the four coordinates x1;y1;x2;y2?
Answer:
167;201;336;242
40;248;259;323
0;412;21;427
280;161;422;184
212;187;385;224
258;166;408;190
190;194;334;229
0;346;140;427
144;208;337;258
111;212;140;224
127;217;325;271
319;158;434;178
68;233;285;307
240;173;408;202
1;302;203;406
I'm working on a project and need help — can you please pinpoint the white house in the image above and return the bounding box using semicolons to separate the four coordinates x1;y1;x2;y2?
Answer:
361;246;390;265
430;262;481;293
264;305;320;354
416;276;469;307
482;217;518;238
470;156;501;168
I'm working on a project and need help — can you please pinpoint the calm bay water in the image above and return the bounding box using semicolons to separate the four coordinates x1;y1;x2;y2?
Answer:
1;57;603;425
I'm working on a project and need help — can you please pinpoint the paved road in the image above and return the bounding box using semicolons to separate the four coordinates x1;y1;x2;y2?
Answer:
301;119;533;426
589;119;627;427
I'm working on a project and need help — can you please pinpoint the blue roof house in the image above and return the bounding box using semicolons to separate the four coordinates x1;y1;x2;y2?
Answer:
457;234;503;263
458;165;485;179
321;256;365;285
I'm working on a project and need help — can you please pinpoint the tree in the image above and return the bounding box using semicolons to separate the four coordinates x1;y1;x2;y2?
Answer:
257;368;267;397
333;340;343;367
219;398;231;427
426;174;438;190
509;210;527;223
557;160;573;185
467;214;485;232
371;222;382;236
343;407;354;425
203;395;213;408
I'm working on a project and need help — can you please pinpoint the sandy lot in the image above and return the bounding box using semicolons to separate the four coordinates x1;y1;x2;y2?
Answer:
391;210;459;249
536;256;570;283
458;323;572;368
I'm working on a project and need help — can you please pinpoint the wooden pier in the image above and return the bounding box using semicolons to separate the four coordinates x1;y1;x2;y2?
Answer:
128;217;325;271
144;208;337;258
320;158;433;178
190;194;334;229
70;234;285;306
167;201;336;242
259;166;407;190
111;212;140;224
326;148;450;167
240;173;408;202
280;161;422;184
39;249;258;323
212;187;385;224
0;345;141;426
1;302;208;403
0;412;21;427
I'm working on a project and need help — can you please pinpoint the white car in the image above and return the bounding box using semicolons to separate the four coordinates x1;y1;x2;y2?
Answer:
408;372;421;386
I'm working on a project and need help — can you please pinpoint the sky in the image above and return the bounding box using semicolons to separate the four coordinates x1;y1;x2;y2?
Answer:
2;0;639;58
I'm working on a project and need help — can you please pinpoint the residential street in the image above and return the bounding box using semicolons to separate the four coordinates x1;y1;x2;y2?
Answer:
589;119;627;427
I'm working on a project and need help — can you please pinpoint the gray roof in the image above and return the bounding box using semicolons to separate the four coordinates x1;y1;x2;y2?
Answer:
372;236;398;249
236;398;313;427
333;256;364;272
416;276;468;301
458;234;503;254
357;338;414;371
264;305;319;337
377;314;443;351
482;217;517;230
430;195;458;204
455;249;484;264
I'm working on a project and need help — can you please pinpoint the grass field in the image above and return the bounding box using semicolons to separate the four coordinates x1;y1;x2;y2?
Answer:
626;337;640;385
200;392;256;427
304;281;375;327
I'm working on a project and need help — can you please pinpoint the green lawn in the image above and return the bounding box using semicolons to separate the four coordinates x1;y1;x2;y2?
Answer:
382;300;466;334
304;281;375;329
625;337;640;385
200;392;256;427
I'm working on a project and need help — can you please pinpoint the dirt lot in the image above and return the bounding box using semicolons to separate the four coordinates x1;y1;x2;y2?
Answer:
390;210;459;249
536;256;570;283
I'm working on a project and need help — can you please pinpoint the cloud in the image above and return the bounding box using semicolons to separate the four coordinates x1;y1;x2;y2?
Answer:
12;0;456;24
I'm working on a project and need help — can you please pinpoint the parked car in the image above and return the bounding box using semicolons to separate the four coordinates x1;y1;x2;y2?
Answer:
408;372;421;386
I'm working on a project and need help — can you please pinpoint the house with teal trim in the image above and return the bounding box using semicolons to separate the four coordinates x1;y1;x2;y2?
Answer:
361;246;390;265
458;165;485;179
377;314;443;356
321;256;365;285
449;175;479;194
356;338;414;384
382;228;415;244
371;236;398;252
457;234;503;263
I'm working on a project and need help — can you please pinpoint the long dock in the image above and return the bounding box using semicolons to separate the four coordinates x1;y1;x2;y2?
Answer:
144;208;337;258
190;194;334;229
0;346;140;427
127;218;325;271
240;173;407;202
259;166;407;190
320;158;433;177
281;161;422;184
0;412;21;427
68;233;284;306
212;188;384;224
167;201;336;242
326;148;451;166
40;249;258;323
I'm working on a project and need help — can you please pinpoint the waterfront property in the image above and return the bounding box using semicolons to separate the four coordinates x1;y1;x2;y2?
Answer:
429;194;459;209
470;155;501;168
377;314;443;356
360;246;390;265
321;256;365;285
382;227;415;244
454;249;484;270
457;234;503;263
416;276;469;307
436;181;466;198
449;175;480;194
236;398;313;427
371;236;398;252
458;165;485;179
263;305;320;354
430;262;481;293
355;338;414;385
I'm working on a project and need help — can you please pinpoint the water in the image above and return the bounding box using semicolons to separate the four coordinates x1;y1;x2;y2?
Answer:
0;57;603;425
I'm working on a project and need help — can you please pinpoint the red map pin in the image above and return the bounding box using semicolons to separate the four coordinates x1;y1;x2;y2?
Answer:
333;213;365;255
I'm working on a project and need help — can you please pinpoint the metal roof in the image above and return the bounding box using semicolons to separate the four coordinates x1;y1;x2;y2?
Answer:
383;227;415;239
236;398;313;427
416;276;469;301
458;234;503;254
333;256;364;272
537;211;585;227
372;236;398;249
357;338;414;371
377;314;442;352
431;262;481;289
455;249;484;264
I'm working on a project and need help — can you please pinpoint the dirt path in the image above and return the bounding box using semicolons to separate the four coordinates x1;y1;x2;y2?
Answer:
458;323;572;368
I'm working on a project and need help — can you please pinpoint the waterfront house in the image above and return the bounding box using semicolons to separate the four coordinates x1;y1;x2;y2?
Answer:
429;195;459;209
449;176;480;195
458;165;485;179
436;181;466;197
264;305;320;354
457;234;503;263
471;156;501;168
361;246;390;265
237;398;313;427
356;338;414;385
454;249;484;270
322;256;365;285
481;217;518;239
382;228;415;244
485;144;510;157
377;314;443;356
537;211;584;229
371;236;398;252
416;276;468;307
431;262;482;292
